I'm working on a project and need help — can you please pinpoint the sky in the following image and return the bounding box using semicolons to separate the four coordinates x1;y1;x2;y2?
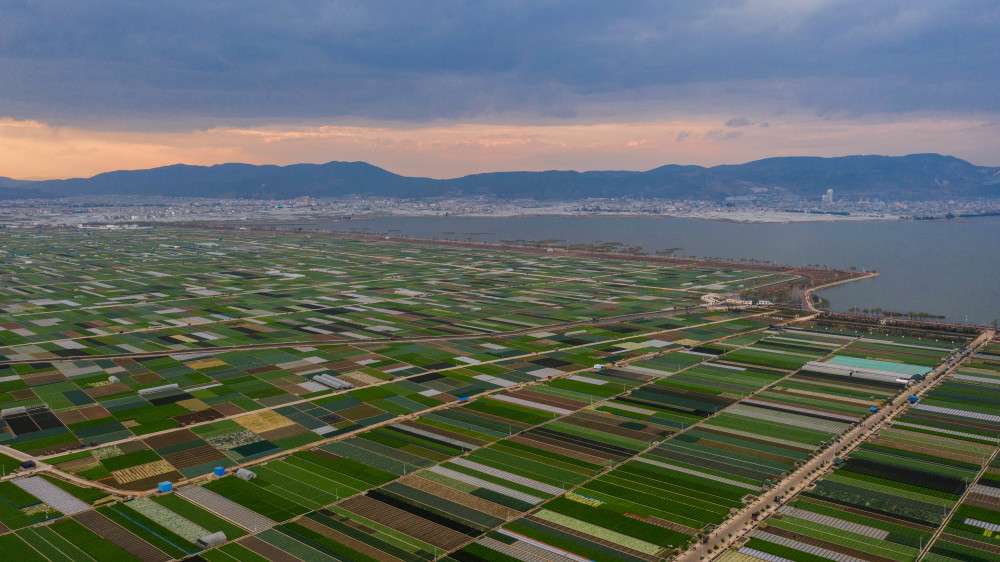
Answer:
1;1;998;180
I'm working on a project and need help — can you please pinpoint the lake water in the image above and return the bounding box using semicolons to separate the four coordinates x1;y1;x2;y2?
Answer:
301;215;1000;326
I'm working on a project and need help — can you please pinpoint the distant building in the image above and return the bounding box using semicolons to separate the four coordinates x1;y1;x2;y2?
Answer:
821;188;834;203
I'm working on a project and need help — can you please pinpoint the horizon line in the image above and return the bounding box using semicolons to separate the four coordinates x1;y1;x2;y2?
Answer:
4;151;979;183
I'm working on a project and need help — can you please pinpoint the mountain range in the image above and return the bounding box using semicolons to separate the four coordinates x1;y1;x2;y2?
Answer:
2;153;998;201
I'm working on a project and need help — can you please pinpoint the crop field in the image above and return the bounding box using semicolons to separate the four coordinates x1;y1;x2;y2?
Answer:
731;335;1000;562
0;229;794;362
0;227;985;561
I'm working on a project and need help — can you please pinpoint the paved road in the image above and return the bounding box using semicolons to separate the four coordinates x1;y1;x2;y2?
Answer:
678;329;994;561
802;271;879;312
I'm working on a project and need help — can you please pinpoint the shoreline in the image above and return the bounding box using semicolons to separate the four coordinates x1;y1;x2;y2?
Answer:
289;210;904;225
14;207;997;227
803;271;881;313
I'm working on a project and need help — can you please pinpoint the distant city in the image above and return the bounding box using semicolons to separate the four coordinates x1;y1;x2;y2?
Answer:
2;192;999;228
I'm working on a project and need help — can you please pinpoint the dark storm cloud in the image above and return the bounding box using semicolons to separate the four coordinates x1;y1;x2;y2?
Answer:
1;1;997;126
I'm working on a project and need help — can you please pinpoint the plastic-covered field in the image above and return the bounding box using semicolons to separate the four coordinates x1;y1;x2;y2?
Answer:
827;355;933;375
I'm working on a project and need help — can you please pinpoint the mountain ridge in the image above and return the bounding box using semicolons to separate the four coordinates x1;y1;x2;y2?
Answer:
4;153;999;201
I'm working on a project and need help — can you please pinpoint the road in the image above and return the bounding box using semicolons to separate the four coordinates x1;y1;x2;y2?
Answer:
677;329;994;562
802;270;879;312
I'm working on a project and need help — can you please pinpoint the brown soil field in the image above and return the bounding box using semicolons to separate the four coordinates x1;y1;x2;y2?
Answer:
80;404;112;420
84;382;132;398
212;402;245;416
24;372;68;386
259;423;309;442
143;428;198;450
174;408;223;425
55;409;89;425
338;404;386;421
163;444;227;469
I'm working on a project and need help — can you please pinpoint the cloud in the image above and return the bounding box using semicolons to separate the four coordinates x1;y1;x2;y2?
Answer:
2;115;998;181
702;129;744;141
0;1;997;129
725;117;753;128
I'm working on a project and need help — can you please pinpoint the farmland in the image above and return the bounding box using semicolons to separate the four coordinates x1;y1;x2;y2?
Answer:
721;334;1000;561
0;226;991;561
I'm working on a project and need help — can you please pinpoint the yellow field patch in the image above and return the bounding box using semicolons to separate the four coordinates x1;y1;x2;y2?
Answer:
187;358;227;370
177;398;211;411
674;339;700;346
340;371;382;386
113;460;173;484
615;341;650;351
171;335;198;343
235;410;295;433
58;456;101;473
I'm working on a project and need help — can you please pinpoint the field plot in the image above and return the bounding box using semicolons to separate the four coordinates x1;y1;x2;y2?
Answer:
42;322;693;485
453;326;968;562
923;458;1000;562
734;336;995;562
722;329;838;371
0;229;778;365
250;344;742;562
2;228;884;560
318;383;603;555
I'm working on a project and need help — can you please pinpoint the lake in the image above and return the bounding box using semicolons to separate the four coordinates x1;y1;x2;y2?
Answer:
300;215;1000;326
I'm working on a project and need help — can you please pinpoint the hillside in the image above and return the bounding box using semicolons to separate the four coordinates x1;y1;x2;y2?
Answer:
3;154;998;201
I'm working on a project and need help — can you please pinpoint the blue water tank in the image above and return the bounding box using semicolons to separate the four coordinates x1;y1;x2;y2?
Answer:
158;481;173;493
214;466;226;476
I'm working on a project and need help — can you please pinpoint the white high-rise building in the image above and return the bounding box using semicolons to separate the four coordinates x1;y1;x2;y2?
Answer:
822;188;834;203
